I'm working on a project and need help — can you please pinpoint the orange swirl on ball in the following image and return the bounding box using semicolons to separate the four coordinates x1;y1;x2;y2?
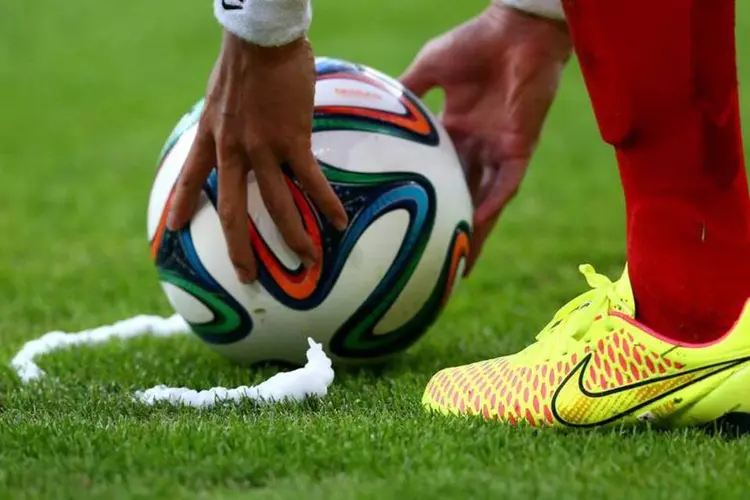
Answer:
441;230;470;307
246;178;323;301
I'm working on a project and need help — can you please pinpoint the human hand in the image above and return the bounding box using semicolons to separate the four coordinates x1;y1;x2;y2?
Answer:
167;33;348;284
401;3;571;273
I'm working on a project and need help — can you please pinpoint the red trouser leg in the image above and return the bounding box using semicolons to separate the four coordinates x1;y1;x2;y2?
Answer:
561;0;750;342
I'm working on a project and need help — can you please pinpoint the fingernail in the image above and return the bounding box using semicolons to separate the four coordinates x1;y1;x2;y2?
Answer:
333;216;348;232
166;212;177;231
237;268;253;284
302;255;317;269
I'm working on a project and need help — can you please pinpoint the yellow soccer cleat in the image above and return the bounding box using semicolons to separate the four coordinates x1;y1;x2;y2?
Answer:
423;264;750;428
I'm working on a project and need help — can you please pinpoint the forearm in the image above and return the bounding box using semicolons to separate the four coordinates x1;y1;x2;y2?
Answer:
214;0;312;47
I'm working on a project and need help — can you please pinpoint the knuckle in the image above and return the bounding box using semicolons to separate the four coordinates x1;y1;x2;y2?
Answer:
216;136;239;157
215;127;241;153
245;137;274;162
176;172;198;192
441;116;467;138
218;204;243;229
286;234;311;256
196;114;218;137
505;185;521;202
295;166;324;186
488;189;518;215
288;136;312;154
420;37;442;59
264;196;287;218
245;143;265;160
196;112;212;130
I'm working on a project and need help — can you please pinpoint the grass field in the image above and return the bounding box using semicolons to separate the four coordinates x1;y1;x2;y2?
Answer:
2;1;750;498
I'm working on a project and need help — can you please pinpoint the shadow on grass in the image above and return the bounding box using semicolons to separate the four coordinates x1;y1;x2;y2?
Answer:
702;414;750;439
571;416;750;441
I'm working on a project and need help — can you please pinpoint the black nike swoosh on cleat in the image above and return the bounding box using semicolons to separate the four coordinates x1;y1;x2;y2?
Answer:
551;353;750;427
222;0;245;10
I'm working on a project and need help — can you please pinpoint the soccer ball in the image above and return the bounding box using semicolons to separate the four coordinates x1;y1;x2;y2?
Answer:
147;58;473;366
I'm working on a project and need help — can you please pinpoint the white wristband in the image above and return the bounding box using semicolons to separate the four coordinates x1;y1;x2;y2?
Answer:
214;0;312;47
501;0;565;21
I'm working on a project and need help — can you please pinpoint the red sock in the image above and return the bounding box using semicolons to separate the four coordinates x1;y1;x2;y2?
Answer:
561;0;750;342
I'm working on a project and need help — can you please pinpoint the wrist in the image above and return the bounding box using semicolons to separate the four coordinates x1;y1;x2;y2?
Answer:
222;31;308;60
488;2;571;63
214;0;311;47
496;0;565;21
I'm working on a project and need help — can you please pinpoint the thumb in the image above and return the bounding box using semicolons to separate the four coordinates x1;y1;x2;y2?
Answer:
399;51;438;98
474;158;527;227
